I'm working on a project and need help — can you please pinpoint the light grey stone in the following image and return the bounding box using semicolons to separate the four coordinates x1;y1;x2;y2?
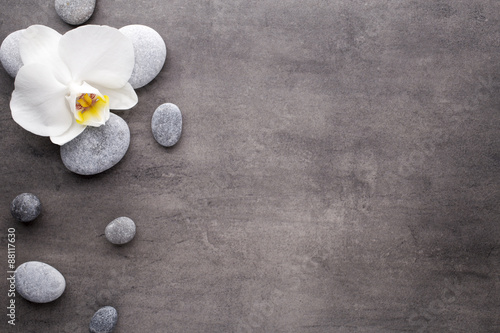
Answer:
89;306;118;333
15;261;66;303
151;103;182;147
55;0;96;25
10;193;42;222
60;113;130;175
0;30;24;78
105;217;136;245
119;25;166;89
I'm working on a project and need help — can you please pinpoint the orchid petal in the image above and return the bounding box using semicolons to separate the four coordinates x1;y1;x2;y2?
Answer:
59;25;135;89
50;121;86;145
19;25;71;85
10;63;72;137
90;82;138;110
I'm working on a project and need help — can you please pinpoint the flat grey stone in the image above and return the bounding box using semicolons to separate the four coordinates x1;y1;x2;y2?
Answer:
151;103;182;147
60;113;130;175
10;193;41;222
105;217;136;245
15;261;66;303
89;306;118;333
55;0;96;25
119;25;166;89
0;29;24;77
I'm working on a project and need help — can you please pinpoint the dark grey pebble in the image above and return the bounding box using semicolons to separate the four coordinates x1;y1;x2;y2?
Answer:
105;217;136;245
15;261;66;303
89;306;118;333
10;193;41;222
60;113;130;175
151;103;182;147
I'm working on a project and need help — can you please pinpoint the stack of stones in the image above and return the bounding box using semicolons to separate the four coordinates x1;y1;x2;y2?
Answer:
1;2;183;332
0;16;183;176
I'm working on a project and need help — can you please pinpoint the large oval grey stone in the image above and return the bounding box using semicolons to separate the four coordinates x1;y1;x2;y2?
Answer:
105;217;136;245
119;25;166;89
10;193;42;222
89;306;118;333
15;261;66;303
0;29;24;78
151;103;182;147
55;0;96;25
60;113;130;175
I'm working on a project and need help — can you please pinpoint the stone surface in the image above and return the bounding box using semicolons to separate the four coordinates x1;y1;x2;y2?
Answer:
15;261;66;303
10;193;41;222
1;1;500;332
55;0;96;25
151;103;182;147
119;25;166;89
105;217;136;245
89;306;118;333
0;29;24;78
60;113;130;175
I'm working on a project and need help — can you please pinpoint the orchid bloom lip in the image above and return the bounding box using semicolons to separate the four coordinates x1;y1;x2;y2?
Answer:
75;93;109;125
75;93;109;124
9;25;138;145
66;81;110;128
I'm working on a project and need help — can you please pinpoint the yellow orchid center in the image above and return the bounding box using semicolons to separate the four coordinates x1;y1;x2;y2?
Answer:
75;93;109;125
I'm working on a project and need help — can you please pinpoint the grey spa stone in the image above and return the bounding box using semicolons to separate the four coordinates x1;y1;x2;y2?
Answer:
60;113;130;175
119;25;166;89
10;193;42;222
15;261;66;303
151;103;182;147
89;306;118;333
105;217;136;245
55;0;96;25
0;29;24;77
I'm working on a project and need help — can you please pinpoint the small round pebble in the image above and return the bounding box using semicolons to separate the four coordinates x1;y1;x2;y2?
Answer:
119;25;166;89
15;261;66;303
105;217;136;245
0;29;24;77
60;113;130;175
10;193;41;222
152;103;182;147
89;306;118;333
55;0;96;25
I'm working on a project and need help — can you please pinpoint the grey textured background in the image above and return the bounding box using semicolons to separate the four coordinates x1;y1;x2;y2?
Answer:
1;0;499;332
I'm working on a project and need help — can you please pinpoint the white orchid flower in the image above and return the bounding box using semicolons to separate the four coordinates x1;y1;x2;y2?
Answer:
10;25;138;145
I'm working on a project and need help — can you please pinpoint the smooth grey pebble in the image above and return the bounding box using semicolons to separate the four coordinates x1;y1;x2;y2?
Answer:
89;306;118;333
0;30;24;77
10;193;41;222
151;103;182;147
119;25;166;89
105;217;136;245
55;0;96;25
15;261;66;303
60;113;130;175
